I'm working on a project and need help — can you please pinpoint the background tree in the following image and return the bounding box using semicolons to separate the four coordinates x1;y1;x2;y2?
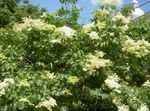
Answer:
0;0;20;27
0;0;46;27
58;0;81;27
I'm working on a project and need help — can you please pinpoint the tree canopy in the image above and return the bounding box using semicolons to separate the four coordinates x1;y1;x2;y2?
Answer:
0;0;150;111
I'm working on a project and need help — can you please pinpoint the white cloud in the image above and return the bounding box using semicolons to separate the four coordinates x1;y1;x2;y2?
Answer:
91;0;100;5
90;0;123;5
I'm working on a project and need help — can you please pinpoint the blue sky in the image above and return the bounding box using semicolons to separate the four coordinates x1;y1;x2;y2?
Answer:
29;0;150;23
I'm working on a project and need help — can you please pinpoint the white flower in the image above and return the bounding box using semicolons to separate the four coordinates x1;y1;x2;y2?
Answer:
41;71;56;80
36;97;57;111
142;80;150;87
117;104;129;111
60;26;76;38
19;97;34;106
109;32;114;37
96;22;106;30
0;78;15;97
13;17;56;32
104;74;121;89
83;23;94;33
112;13;130;24
122;38;139;53
22;17;45;30
0;82;8;90
89;31;99;40
50;39;61;44
48;73;56;79
137;104;149;111
0;89;5;97
83;52;112;72
121;25;129;31
122;38;150;58
17;79;30;88
19;98;30;102
44;24;56;31
105;79;121;89
112;97;121;105
67;76;80;84
107;74;120;82
137;39;150;48
4;78;15;85
95;51;105;58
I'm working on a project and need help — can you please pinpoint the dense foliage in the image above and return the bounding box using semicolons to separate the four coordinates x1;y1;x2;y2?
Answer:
0;0;46;27
0;0;150;111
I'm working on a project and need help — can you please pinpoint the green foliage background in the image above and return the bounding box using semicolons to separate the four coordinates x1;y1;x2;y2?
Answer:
0;0;150;111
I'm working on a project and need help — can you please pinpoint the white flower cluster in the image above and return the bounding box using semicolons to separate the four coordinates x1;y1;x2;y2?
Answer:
19;97;33;106
50;39;61;44
36;97;57;111
59;26;76;38
67;76;80;84
13;17;56;32
95;22;106;30
19;98;30;102
120;25;129;31
41;70;55;80
83;23;94;33
122;38;150;58
83;51;112;72
112;13;130;24
104;74;121;90
0;78;15;97
89;31;99;40
117;104;129;111
112;97;121;105
112;97;129;111
17;79;30;88
137;103;149;111
142;80;150;87
100;0;122;5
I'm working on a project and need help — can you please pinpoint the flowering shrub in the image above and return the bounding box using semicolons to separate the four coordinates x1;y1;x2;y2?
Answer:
0;0;150;111
82;51;112;72
122;37;150;58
